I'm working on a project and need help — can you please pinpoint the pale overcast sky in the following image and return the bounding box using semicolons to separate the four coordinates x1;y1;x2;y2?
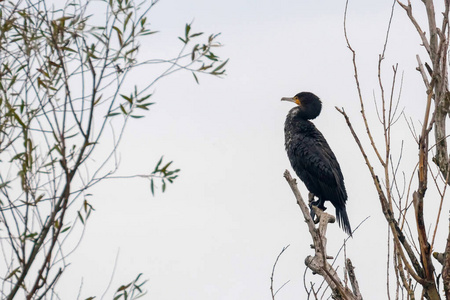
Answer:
55;0;448;299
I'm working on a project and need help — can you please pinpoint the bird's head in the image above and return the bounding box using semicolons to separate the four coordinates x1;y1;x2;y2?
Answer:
281;92;322;120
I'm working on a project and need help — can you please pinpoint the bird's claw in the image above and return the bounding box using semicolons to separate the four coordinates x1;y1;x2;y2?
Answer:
309;195;327;224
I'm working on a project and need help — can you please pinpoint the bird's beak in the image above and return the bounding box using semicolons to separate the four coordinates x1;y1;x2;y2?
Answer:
281;97;295;103
281;97;300;105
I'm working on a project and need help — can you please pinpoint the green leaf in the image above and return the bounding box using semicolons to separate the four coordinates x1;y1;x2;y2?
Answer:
136;103;154;110
25;232;38;240
192;72;199;84
211;59;229;73
118;283;131;291
0;181;10;189
150;179;154;196
10;152;25;162
189;32;203;38
205;52;218;61
37;77;46;88
185;23;191;39
141;30;158;36
154;156;163;172
121;94;133;103
141;17;147;27
6;268;21;280
61;46;77;53
35;194;44;204
94;94;103;106
125;46;139;57
78;211;85;224
124;12;132;29
137;94;152;102
120;104;127;115
113;26;123;46
37;68;49;78
8;75;17;88
161;161;173;173
191;44;199;61
198;63;212;71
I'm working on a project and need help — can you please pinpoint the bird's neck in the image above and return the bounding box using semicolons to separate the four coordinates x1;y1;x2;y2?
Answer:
285;116;317;137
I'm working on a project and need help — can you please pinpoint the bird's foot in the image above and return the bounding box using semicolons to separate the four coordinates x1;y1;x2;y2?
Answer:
310;200;326;211
308;192;315;204
309;197;326;224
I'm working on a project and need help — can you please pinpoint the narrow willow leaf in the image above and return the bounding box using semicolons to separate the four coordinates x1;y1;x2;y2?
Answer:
154;156;163;172
211;59;229;73
189;32;203;38
78;211;84;224
192;72;199;84
121;94;133;103
120;104;127;115
118;283;131;291
150;179;155;196
185;23;191;38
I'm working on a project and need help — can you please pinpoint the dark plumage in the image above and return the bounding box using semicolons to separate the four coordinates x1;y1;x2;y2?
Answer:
282;92;352;235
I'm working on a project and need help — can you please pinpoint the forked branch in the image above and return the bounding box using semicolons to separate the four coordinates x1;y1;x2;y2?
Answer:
335;107;425;285
283;170;361;300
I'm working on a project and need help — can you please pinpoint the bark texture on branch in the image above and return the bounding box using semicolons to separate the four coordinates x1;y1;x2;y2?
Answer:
346;258;363;300
398;0;450;181
400;1;450;297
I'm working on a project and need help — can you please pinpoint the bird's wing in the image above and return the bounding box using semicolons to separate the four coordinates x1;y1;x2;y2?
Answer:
293;131;347;203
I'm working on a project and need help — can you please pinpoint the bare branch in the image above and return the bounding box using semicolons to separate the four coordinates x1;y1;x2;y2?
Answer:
346;259;362;300
343;0;385;167
283;170;360;300
335;107;425;285
416;55;431;90
270;245;290;300
396;0;432;54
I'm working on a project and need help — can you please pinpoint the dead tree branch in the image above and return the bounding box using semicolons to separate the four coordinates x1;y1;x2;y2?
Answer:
283;170;362;300
399;0;450;181
335;107;425;285
346;259;363;300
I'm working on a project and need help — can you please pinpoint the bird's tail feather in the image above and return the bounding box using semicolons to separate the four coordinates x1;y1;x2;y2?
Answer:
336;208;352;237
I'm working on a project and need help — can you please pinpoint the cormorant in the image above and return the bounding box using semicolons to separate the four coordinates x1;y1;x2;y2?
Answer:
282;92;352;235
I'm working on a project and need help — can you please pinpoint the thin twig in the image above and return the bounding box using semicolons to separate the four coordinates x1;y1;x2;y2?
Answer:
344;0;385;167
270;245;290;300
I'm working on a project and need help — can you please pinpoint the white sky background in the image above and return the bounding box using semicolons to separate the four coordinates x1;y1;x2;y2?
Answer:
55;0;450;299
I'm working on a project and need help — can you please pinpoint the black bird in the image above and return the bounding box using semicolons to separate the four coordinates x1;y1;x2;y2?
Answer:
282;92;352;235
